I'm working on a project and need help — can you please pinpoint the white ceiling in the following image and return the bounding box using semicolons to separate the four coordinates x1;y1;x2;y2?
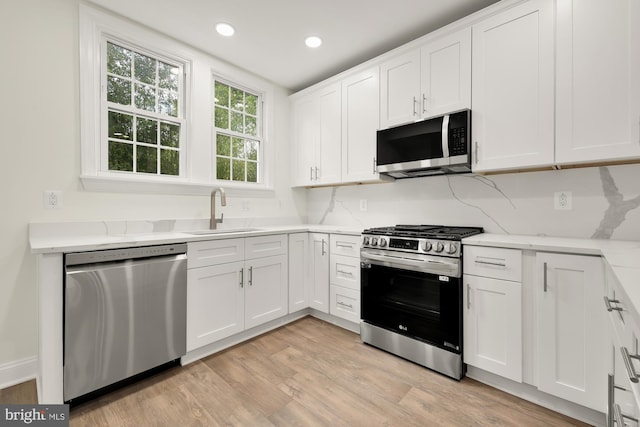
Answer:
87;0;499;93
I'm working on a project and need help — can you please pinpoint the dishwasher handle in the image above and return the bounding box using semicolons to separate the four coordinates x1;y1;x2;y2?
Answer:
65;243;187;267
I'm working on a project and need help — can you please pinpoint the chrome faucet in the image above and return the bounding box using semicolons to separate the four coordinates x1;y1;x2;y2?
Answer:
210;187;227;229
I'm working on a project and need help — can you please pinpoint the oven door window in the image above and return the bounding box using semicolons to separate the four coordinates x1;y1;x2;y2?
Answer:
362;263;461;352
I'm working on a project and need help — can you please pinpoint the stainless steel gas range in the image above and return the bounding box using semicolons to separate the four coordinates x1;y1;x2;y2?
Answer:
360;224;483;380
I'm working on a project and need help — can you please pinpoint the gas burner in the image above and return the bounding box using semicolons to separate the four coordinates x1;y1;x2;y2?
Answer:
361;224;483;258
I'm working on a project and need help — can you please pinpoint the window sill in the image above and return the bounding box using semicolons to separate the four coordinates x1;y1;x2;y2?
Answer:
80;174;275;197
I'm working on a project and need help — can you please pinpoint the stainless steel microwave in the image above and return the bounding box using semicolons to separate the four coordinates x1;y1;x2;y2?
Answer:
376;110;471;179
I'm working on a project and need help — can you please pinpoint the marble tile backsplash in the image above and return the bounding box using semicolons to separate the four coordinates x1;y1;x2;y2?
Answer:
306;164;640;241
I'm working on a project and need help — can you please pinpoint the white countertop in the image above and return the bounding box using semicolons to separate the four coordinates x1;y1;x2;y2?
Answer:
463;233;640;328
29;222;362;254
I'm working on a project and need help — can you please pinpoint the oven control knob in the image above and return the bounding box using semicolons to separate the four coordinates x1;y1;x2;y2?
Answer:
421;241;432;252
363;236;370;246
371;237;378;246
379;238;387;247
444;242;457;254
434;242;444;253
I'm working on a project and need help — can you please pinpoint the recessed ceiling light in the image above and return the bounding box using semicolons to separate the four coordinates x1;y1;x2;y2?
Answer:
305;36;322;48
216;23;235;37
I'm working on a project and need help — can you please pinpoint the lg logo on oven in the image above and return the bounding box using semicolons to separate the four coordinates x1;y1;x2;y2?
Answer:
398;324;408;331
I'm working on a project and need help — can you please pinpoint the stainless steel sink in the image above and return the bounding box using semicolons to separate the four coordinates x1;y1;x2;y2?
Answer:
183;228;262;235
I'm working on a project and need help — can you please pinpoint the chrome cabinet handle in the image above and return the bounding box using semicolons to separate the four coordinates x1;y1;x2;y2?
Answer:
422;94;427;114
474;141;479;165
467;284;471;309
240;267;244;288
608;374;614;427
337;301;353;309
474;259;507;267
248;266;253;286
372;157;376;173
315;167;319;180
621;347;640;383
604;296;622;312
322;239;326;256
336;243;354;248
310;167;313;181
543;262;548;293
615;403;639;425
337;269;353;276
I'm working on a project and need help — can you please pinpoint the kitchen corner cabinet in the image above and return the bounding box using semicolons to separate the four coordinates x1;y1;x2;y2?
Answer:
463;246;523;382
309;233;330;313
291;83;342;186
380;27;471;129
288;233;309;312
535;252;607;411
341;67;381;183
471;0;554;172
555;0;640;165
186;235;288;352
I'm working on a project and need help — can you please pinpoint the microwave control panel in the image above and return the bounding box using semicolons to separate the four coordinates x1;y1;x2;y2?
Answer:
449;127;467;156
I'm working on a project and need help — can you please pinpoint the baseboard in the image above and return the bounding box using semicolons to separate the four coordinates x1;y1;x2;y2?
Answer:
308;309;360;334
0;357;37;390
466;366;606;427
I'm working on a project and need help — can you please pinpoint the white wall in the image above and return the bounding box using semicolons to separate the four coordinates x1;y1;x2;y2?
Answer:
0;0;304;370
306;163;640;240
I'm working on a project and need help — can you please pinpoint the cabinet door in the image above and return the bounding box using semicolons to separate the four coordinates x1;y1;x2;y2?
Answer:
556;0;640;164
317;83;342;185
291;95;319;186
536;253;606;411
380;49;421;128
420;27;471;119
463;275;522;382
341;67;380;183
288;233;309;313
472;0;554;172
186;261;244;351
309;233;330;313
245;254;288;329
330;284;360;324
245;234;287;259
330;254;360;291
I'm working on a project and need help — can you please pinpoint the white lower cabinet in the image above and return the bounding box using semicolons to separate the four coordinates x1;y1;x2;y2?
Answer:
329;234;361;323
309;233;330;313
187;261;244;351
536;252;606;412
288;233;309;313
463;246;523;382
186;235;288;352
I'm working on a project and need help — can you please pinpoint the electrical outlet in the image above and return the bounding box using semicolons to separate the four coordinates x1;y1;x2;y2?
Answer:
554;191;572;210
241;200;250;211
359;199;368;212
44;191;62;209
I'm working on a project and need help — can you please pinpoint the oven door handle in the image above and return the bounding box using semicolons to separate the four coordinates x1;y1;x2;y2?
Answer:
361;251;459;275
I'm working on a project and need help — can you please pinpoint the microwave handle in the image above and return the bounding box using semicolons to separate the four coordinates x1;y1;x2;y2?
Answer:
441;114;450;158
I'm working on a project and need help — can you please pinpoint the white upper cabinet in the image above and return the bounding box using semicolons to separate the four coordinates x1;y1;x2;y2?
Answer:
380;50;421;128
291;83;342;186
555;0;640;165
420;27;471;119
341;67;380;183
380;27;471;129
471;0;555;172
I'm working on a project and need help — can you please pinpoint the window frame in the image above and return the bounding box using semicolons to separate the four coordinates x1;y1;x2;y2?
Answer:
79;4;276;195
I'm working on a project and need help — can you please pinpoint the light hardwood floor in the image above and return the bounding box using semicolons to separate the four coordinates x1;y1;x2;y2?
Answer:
1;317;588;426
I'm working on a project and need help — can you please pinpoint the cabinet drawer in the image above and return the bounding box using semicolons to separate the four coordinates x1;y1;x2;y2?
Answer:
330;254;360;290
245;234;287;259
330;234;361;257
188;238;244;269
330;284;360;323
464;246;522;282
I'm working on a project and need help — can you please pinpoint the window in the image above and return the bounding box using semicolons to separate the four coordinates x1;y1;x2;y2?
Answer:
213;80;262;183
80;5;275;194
105;41;184;176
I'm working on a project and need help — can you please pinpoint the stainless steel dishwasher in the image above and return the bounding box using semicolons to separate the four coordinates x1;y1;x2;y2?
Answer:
63;243;187;403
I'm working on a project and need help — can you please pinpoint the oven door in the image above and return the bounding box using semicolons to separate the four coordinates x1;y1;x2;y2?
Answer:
361;252;462;353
